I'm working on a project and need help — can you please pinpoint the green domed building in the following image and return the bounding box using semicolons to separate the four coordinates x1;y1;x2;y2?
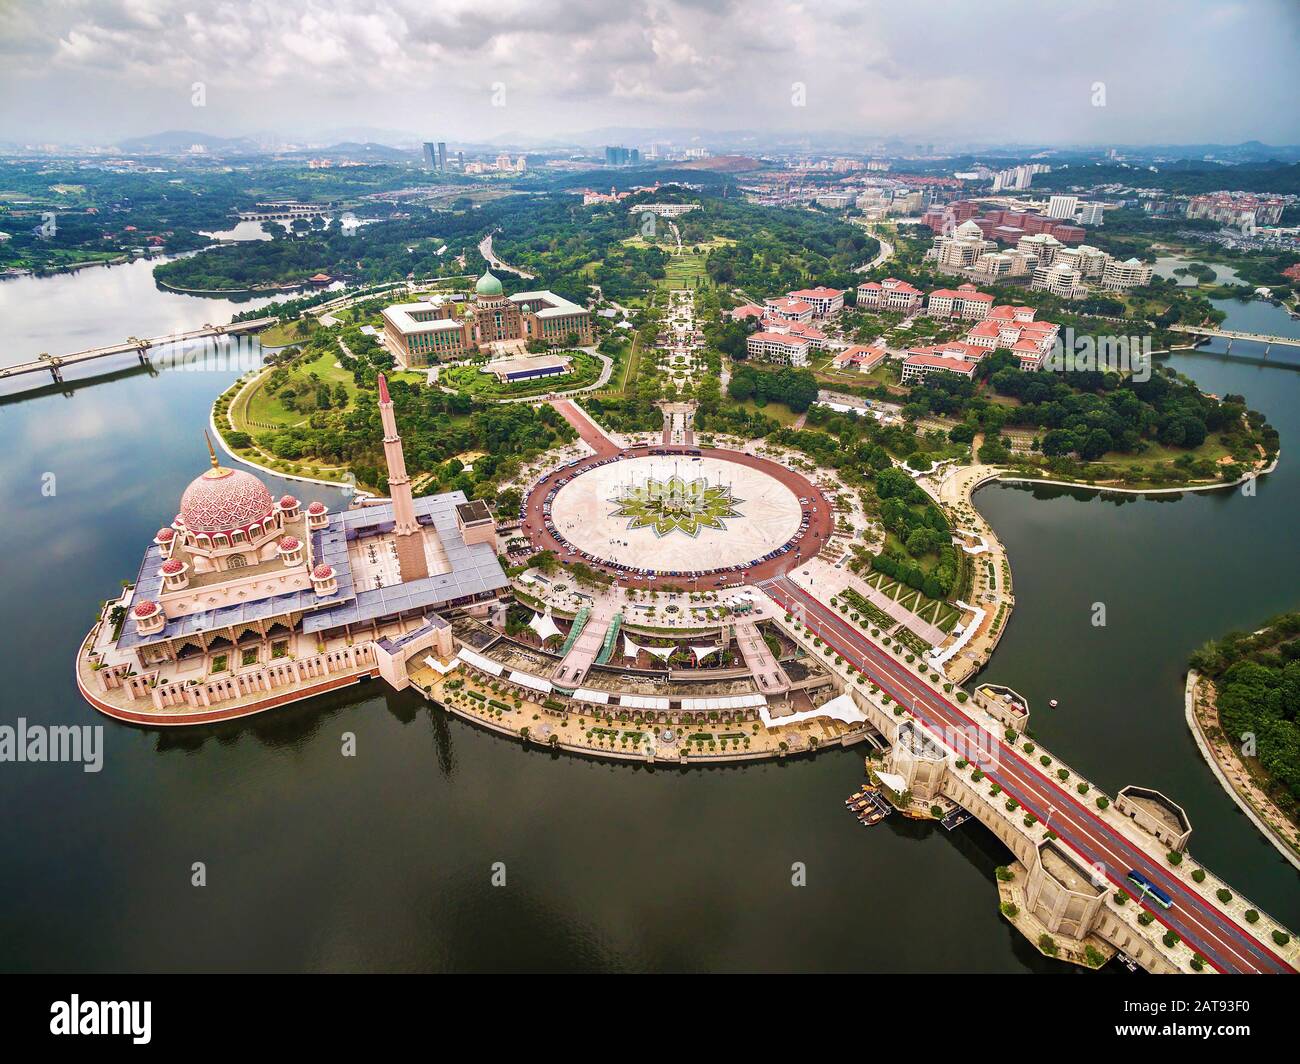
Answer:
475;270;504;298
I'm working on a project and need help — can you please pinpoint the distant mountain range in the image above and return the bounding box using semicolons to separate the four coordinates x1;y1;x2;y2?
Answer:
10;128;1300;167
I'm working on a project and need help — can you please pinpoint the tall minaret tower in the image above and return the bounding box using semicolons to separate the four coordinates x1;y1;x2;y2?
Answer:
377;373;429;582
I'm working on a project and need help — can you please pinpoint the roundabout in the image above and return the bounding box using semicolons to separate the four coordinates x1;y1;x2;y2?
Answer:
522;442;833;584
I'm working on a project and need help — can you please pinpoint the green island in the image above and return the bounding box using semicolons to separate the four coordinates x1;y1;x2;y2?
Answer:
1189;614;1300;864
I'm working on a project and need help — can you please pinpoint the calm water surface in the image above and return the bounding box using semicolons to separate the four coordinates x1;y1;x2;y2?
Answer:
0;264;1296;971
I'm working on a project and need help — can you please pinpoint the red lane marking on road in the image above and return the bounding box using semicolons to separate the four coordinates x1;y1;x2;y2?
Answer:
773;575;1288;974
766;576;1292;974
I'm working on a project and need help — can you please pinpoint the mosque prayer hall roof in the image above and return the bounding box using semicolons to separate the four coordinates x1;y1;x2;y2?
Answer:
117;491;508;650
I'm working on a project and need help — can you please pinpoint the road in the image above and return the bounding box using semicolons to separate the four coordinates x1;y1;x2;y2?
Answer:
759;573;1294;976
478;232;535;280
854;222;894;273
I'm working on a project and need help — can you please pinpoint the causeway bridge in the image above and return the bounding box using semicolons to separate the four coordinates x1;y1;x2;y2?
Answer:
1;317;277;385
1169;324;1300;353
236;204;332;222
759;574;1297;975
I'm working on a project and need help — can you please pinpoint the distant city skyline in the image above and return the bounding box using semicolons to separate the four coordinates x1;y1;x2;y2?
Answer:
1;0;1299;147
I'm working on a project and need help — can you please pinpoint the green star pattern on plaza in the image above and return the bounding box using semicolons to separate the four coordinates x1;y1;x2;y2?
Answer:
608;474;744;538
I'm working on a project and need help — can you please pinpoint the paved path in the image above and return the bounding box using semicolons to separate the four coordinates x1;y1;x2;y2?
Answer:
523;402;834;589
760;573;1294;976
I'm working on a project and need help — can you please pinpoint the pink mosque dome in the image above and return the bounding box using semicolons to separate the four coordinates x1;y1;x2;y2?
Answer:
180;438;275;535
312;564;334;579
133;600;160;618
307;501;327;515
160;559;185;575
278;536;300;552
279;494;299;508
155;527;175;542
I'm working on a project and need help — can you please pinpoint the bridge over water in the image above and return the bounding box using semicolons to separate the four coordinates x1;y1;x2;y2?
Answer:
1;317;277;386
1170;324;1300;353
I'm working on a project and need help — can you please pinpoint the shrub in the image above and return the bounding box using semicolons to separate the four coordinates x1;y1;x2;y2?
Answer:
995;866;1014;882
1245;909;1260;924
1191;868;1206;884
1272;930;1290;946
1167;851;1183;866
1113;891;1129;905
1000;901;1019;918
1163;930;1180;948
1038;934;1058;957
1216;888;1231;903
1096;796;1110;810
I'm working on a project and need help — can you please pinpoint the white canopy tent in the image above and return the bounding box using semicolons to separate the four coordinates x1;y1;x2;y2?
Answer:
619;694;671;711
679;693;767;712
572;688;610;705
509;670;553;695
458;647;504;677
528;610;563;643
689;644;722;663
623;635;674;661
757;691;866;729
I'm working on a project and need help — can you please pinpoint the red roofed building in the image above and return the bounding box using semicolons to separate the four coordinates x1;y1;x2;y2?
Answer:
760;317;829;349
901;352;979;384
747;330;811;367
856;277;923;313
832;344;888;373
787;286;844;317
962;309;1058;368
729;303;766;321
927;284;994;321
763;296;815;324
908;341;987;364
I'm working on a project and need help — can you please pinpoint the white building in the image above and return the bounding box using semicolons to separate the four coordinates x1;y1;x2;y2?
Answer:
857;277;924;313
1101;257;1155;290
746;331;811;367
1032;262;1088;299
1046;195;1080;220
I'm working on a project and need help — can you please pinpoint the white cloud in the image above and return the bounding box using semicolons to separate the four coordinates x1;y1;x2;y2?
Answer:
0;0;1297;144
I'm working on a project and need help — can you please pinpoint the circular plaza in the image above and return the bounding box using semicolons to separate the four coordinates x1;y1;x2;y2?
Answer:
524;447;831;583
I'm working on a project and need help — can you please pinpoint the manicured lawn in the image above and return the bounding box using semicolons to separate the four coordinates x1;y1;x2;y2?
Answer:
441;351;601;399
258;318;318;347
730;397;803;426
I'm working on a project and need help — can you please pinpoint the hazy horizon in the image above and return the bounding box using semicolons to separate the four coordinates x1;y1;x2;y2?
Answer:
2;0;1299;148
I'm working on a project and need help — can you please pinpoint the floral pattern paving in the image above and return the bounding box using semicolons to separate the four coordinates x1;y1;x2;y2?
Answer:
609;475;744;538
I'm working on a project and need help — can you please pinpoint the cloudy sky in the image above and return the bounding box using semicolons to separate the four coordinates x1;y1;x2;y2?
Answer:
1;0;1298;148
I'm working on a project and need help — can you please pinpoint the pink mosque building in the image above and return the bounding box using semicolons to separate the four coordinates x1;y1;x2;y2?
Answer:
77;374;505;725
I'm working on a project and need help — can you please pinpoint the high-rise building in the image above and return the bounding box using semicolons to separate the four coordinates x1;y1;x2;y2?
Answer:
422;142;437;170
437;142;448;171
1047;195;1080;220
